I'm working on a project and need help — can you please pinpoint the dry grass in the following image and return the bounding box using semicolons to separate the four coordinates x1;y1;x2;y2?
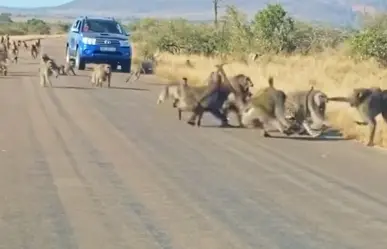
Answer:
9;34;66;41
151;51;387;147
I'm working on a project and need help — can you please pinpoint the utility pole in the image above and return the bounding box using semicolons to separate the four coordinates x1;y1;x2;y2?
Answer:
213;0;222;28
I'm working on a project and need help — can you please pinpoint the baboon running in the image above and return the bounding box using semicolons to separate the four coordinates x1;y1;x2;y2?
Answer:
157;65;253;127
125;65;144;83
59;62;76;76
240;77;295;137
39;54;60;87
90;64;112;88
329;87;387;146
284;87;330;137
0;43;8;75
9;45;18;64
157;77;207;125
23;41;28;50
30;44;38;59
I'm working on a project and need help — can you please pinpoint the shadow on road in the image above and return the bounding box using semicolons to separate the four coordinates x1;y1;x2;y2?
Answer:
53;86;94;90
10;72;38;77
269;129;351;142
108;86;149;91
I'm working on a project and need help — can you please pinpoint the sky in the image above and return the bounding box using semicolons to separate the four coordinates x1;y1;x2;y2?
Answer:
0;0;71;7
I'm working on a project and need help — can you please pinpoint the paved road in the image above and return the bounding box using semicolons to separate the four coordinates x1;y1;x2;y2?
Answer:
1;37;387;249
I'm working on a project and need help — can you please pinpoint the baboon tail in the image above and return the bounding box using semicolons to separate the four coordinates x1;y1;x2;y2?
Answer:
268;76;274;87
305;86;314;117
327;97;349;102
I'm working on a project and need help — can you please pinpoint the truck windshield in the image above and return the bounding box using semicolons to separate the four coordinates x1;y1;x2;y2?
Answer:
83;19;123;34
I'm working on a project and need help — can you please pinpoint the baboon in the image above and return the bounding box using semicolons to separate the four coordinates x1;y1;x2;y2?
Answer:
9;45;18;64
39;56;60;87
249;53;259;61
157;65;251;127
157;77;212;125
185;59;194;68
240;77;295;137
4;34;9;47
284;87;330;137
90;64;112;88
0;61;7;76
17;40;21;47
23;41;28;50
200;65;253;127
125;65;144;83
58;62;76;75
30;44;38;59
35;39;41;49
329;87;387;146
0;43;8;75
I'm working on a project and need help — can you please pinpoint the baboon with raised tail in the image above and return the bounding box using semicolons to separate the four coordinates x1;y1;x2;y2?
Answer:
240;77;296;137
90;64;112;88
328;87;387;146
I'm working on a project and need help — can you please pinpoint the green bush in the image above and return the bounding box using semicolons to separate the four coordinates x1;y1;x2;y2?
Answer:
349;14;387;64
0;18;68;36
130;3;354;61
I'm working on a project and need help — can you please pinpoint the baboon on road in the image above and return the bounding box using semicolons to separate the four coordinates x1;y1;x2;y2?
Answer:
158;77;236;126
241;77;295;137
9;45;18;64
0;61;7;76
125;65;144;83
284;87;330;137
35;39;41;49
23;41;28;50
59;62;76;76
200;64;254;127
329;87;387;146
30;44;38;59
0;43;8;75
90;64;112;88
39;56;60;87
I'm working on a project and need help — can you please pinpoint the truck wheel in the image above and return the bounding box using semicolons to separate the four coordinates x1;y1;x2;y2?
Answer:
110;63;118;71
75;48;86;70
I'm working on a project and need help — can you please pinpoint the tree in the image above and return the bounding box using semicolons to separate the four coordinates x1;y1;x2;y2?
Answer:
0;13;12;23
251;4;296;53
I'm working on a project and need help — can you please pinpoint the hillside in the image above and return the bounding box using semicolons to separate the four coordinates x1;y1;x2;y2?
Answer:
0;0;386;26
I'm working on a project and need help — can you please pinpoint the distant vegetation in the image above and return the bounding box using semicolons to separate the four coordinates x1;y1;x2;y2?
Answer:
0;13;70;35
130;4;387;65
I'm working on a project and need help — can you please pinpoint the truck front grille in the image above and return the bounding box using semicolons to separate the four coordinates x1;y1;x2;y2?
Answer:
95;38;120;46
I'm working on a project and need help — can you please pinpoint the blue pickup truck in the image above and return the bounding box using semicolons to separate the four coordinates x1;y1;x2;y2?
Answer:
66;16;132;72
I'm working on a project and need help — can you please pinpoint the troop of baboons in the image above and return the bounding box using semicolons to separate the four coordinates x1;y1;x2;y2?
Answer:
1;34;385;147
156;62;387;147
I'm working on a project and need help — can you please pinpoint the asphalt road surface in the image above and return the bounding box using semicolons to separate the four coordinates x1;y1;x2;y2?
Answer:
1;37;387;249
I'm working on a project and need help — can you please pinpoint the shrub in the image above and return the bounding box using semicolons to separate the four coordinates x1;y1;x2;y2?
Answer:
130;3;355;61
349;13;387;64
